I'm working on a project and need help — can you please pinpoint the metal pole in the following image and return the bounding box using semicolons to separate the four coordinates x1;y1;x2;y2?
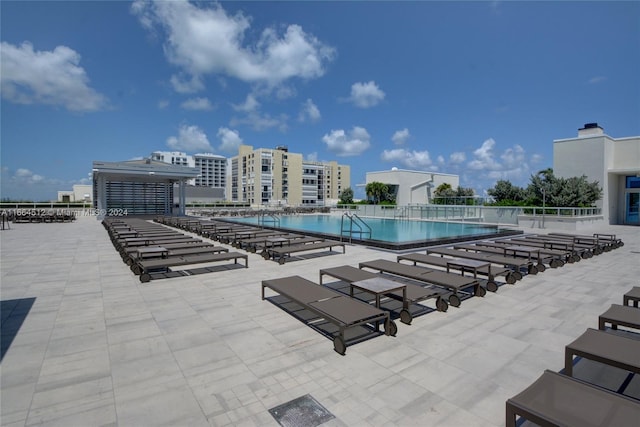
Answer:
542;188;546;229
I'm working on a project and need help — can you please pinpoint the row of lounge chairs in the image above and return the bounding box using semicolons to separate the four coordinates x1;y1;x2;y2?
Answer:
8;209;76;223
506;286;640;426
261;231;625;356
103;218;248;282
155;215;347;264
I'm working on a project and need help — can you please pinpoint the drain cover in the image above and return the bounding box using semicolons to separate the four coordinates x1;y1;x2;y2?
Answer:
268;394;335;427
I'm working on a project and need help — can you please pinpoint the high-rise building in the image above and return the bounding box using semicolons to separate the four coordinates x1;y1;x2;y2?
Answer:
151;151;227;190
227;145;350;206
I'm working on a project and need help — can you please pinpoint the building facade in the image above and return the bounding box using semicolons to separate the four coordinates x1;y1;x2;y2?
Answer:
553;123;640;225
151;151;227;189
226;145;350;206
57;184;93;203
365;169;460;205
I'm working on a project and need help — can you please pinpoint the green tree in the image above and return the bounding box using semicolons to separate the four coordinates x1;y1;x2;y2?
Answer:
433;183;456;204
487;180;526;204
525;168;602;207
365;181;389;204
338;187;354;204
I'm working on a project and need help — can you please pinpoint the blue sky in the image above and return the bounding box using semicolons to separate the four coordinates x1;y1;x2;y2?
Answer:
2;1;639;201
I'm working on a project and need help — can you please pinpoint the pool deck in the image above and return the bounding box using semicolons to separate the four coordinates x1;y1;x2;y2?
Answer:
1;217;639;426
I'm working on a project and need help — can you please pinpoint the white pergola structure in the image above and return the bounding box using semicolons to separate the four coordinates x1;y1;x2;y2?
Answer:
92;159;200;218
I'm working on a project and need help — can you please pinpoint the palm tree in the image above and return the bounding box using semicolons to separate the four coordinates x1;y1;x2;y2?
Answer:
365;181;388;204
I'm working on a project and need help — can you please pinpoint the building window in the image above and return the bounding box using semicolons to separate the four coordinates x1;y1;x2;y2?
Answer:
625;176;640;189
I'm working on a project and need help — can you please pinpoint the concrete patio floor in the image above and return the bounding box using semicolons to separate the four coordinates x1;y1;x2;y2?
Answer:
1;216;638;426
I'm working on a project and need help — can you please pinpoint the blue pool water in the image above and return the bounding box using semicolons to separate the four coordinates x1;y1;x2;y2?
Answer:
226;214;516;248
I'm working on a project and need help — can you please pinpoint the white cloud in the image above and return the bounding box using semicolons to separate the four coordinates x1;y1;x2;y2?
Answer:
450;151;466;164
391;128;410;145
588;76;606;84
306;152;318;162
0;167;91;202
131;1;335;91
216;127;243;154
322;126;371;157
230;111;288;132
158;100;170;109
380;148;436;170
167;124;213;152
346;81;385;108
0;41;107;112
298;99;321;123
468;138;501;170
181;97;214;111
232;94;260;113
170;73;205;94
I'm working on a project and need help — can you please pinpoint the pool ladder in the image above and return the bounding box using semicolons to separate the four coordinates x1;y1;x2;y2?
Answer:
258;211;280;228
340;212;372;243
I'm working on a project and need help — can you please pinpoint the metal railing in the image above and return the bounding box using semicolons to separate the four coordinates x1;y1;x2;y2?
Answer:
332;204;602;226
340;212;372;243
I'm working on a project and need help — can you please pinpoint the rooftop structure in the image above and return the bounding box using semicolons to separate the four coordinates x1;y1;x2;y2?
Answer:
554;123;640;225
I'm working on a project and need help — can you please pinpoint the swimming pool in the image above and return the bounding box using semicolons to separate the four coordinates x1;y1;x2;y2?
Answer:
224;214;521;250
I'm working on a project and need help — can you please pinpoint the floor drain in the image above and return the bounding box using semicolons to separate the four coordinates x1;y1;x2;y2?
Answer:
268;394;335;427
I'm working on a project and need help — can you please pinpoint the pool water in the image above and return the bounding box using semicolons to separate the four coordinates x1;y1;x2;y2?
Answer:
226;214;519;249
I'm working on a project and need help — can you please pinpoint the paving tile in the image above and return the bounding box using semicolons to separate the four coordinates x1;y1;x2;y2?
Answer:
1;217;638;427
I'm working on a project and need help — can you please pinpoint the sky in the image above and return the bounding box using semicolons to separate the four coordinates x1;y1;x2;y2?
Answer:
1;1;639;202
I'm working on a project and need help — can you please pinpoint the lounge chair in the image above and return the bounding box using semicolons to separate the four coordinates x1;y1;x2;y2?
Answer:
133;252;248;283
319;265;449;324
358;259;484;307
397;252;513;288
453;243;545;274
506;370;640;427
427;247;530;281
523;235;599;258
598;304;640;332
472;241;567;269
261;275;396;355
494;237;580;263
564;328;640;377
259;236;325;256
623;286;640;308
265;241;346;264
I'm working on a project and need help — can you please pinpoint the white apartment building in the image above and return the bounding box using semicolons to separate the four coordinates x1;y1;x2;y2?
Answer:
151;151;227;189
227;145;350;206
553;123;640;225
365;169;460;205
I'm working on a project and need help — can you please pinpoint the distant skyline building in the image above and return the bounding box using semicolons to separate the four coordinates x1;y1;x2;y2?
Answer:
364;169;459;205
227;145;350;206
150;151;227;189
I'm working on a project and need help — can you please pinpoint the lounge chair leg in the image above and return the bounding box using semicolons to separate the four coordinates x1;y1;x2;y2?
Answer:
475;286;487;298
333;336;346;355
506;273;517;285
384;319;398;336
449;294;461;308
399;309;412;325
436;297;448;312
486;281;498;292
527;265;538;275
140;273;151;283
536;263;546;273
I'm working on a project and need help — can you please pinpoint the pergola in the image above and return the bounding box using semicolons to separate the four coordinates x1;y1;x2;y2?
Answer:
92;159;200;218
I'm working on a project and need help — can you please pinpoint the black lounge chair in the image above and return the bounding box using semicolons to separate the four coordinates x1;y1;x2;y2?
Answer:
427;247;530;281
358;259;484;307
522;235;599;258
506;370;640;427
598;304;640;332
453;243;545;274
133;252;248;283
261;275;396;355
564;328;640;377
319;265;449;324
493;237;579;263
265;241;346;264
397;252;512;289
471;241;567;269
